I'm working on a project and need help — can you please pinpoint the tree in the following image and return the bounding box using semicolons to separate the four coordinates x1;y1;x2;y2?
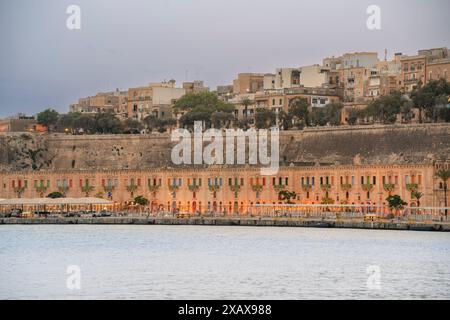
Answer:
122;118;143;134
386;195;407;212
174;92;235;129
436;169;450;217
324;103;344;126
37;109;59;132
211;111;235;129
411;79;450;123
241;98;253;119
143;115;159;132
411;191;423;207
400;100;414;123
255;108;276;129
134;196;149;212
347;109;360;125
237;118;253;130
309;103;343;126
57;112;96;134
94;112;122;134
364;92;404;124
309;107;327;126
47;191;64;199
288;98;309;126
179;107;213;128
279;111;293;130
278;190;297;204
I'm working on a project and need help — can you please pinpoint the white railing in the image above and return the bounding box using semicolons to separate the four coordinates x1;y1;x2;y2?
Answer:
246;204;450;221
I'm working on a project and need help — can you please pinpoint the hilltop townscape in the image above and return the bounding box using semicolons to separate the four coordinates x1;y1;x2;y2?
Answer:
1;46;449;134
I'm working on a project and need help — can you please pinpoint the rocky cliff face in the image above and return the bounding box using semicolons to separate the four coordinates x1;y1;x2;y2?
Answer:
0;124;449;172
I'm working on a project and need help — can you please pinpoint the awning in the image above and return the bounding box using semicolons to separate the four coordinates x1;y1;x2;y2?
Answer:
0;198;114;206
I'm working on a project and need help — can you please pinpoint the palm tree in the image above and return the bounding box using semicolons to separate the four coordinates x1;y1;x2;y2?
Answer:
81;185;94;197
436;169;450;218
35;185;48;198
241;98;252;119
14;186;26;198
126;183;138;199
411;191;423;208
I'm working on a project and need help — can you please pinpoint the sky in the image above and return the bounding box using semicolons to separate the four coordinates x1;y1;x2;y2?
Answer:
0;0;449;117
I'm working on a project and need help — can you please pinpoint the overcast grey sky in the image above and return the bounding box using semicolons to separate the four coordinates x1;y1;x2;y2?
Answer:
0;0;449;117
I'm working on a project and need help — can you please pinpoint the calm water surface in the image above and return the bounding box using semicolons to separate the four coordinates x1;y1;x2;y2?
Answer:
0;225;449;299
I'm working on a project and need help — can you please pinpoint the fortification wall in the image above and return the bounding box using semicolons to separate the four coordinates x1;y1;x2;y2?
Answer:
0;123;449;172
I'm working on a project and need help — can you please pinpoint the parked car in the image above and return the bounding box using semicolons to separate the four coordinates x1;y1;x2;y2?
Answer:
93;210;113;217
10;209;23;218
64;211;81;218
35;211;51;217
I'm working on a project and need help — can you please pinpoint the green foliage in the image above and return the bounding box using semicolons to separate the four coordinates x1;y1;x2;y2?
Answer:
241;98;253;118
321;197;335;205
288;98;309;125
94;112;123;134
174;92;235;128
126;184;138;194
400;100;414;123
347;109;361;125
386;195;407;210
364;92;405;124
279;111;293;130
134;195;149;207
383;183;395;193
144;115;176;133
35;185;48;197
278;190;297;204
309;103;343;126
47;191;64;199
236;118;254;130
122;118;144;134
37;108;59;131
81;185;94;196
211;111;235;128
411;78;450;122
57;112;123;134
411;191;423;206
436;169;450;184
57;112;96;134
255;108;276;129
14;187;26;197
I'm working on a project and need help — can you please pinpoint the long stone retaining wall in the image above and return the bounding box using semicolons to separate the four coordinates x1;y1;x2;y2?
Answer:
1;123;449;172
1;217;449;232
